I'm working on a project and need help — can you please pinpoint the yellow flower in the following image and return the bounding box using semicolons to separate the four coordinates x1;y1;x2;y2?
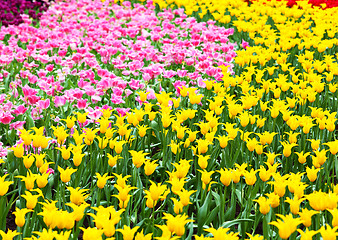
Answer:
298;209;319;228
312;149;327;168
138;90;149;102
268;180;287;198
264;152;280;165
76;112;88;124
9;143;25;158
177;189;196;206
67;187;89;205
306;166;321;182
307;139;320;150
51;126;69;145
171;198;184;214
0;229;20;239
195;122;210;135
327;208;338;228
22;189;43;209
246;233;264;240
107;153;120;167
114;140;126;154
129;150;148;168
253;196;271;215
95;173;113;189
56;146;72;160
135;230;152;240
197;155;209;170
72;129;84;145
243;169;259;186
23;154;35;169
33;153;46;168
196;139;211;154
100;108;113;118
297;229;319;240
144;159;158;176
61;116;76;129
66;202;89;222
0;174;13;196
83;128;99;145
163;213;193;236
269;214;303;239
204;227;231;240
39;160;53;175
72;151;86;167
319;225;338;240
295;151;311;164
80;227;103;240
36;172;49;188
216;135;230;148
198;169;214;189
167;177;186;195
168;140;182;155
58;166;77;183
218;168;232;186
280;141;297;157
117;226;139;240
323;140;338;155
16;170;36;190
97;136;108;149
285;196;305;215
144;180;167;205
265;192;280;208
171;159;191;179
116;123;130;137
13;208;33;227
96;117;111;134
113;185;137;209
19;129;33;146
137;125;149;137
258;165;271;182
246;138;259;152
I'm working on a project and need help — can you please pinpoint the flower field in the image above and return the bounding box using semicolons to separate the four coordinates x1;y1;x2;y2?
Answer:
0;0;337;239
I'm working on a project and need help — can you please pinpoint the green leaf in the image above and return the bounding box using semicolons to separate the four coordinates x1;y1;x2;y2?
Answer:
221;218;254;228
26;112;35;129
197;192;212;230
205;205;220;226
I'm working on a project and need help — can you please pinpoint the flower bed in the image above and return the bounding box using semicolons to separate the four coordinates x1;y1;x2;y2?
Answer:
0;0;338;239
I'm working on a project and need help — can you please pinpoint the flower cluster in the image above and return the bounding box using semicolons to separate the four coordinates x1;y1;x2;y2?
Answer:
0;0;51;26
247;0;338;8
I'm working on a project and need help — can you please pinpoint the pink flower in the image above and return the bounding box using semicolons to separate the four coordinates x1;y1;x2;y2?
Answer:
125;89;133;97
10;121;26;130
113;87;123;96
37;99;50;110
177;70;188;78
46;168;55;175
0;112;15;124
14;105;28;115
46;64;54;72
115;108;130;117
86;107;102;120
31;107;42;120
0;142;7;158
242;40;249;49
197;78;207;88
77;99;88;109
111;95;125;105
54;96;66;107
0;94;5;104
